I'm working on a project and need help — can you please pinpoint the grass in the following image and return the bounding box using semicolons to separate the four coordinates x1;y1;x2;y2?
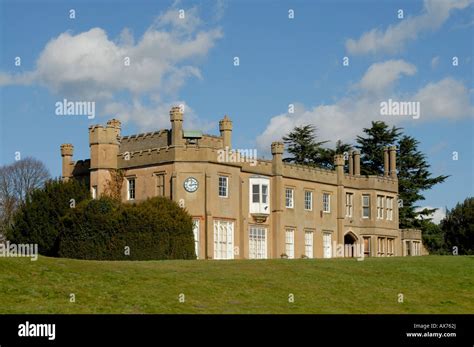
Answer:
0;255;472;314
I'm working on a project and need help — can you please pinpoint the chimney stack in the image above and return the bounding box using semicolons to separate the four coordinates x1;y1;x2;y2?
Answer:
353;150;361;175
383;147;389;177
389;146;397;179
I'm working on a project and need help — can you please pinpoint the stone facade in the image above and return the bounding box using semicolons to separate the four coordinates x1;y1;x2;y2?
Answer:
61;106;424;259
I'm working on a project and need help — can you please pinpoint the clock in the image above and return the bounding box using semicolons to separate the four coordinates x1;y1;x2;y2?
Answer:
184;177;199;192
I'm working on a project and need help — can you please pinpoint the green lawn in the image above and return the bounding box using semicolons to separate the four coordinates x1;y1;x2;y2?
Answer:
0;256;472;314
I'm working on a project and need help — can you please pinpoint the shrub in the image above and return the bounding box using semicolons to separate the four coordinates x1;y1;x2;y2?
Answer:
6;179;90;256
59;196;195;260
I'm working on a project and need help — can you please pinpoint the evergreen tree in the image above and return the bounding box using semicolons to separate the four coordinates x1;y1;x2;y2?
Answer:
282;125;328;166
355;121;401;175
397;135;449;228
320;140;353;170
441;197;474;255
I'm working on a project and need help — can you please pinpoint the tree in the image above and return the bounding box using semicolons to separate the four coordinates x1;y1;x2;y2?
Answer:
397;135;448;228
319;140;353;170
356;122;447;228
441;197;474;255
356;121;401;175
0;158;50;237
282;125;328;166
420;220;447;255
6;179;90;256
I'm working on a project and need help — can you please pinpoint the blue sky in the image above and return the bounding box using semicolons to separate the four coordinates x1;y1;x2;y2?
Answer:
0;0;473;221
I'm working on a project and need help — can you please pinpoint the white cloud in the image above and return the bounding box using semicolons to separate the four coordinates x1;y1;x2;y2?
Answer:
358;60;416;93
414;78;474;120
256;61;472;153
346;0;473;55
0;6;223;129
416;206;446;224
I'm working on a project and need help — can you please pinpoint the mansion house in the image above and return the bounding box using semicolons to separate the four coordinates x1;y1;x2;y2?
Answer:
60;106;424;259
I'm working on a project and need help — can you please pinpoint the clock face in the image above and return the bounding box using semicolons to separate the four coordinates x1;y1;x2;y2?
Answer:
184;177;198;192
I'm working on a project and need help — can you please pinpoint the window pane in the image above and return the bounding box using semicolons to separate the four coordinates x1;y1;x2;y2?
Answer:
252;184;260;203
262;185;268;204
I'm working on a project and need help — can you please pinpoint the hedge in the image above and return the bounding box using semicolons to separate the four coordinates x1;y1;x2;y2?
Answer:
58;196;195;260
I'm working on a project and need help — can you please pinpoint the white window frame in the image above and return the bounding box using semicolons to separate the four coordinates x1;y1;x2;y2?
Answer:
345;193;353;217
285;229;295;259
249;226;267;259
323;193;331;213
304;190;313;211
323;232;332;258
304;230;313;258
362;194;370;219
377;195;384;219
213;220;234;260
192;219;200;259
91;185;97;199
249;177;270;215
127;178;136;201
285;188;294;209
218;176;228;198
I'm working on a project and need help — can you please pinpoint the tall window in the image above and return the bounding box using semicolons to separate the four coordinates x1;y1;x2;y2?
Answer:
192;219;200;259
377;195;384;219
362;195;370;218
91;186;97;200
345;193;353;217
249;226;267;259
377;237;385;256
285;229;294;259
304;191;313;211
156;173;165;196
387;238;394;256
218;176;228;197
304;230;313;258
323;193;331;213
213;220;234;260
285;188;294;208
363;237;371;257
127;178;136;200
386;197;393;221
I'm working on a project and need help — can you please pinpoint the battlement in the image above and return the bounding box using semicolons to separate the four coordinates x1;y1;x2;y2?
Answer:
89;124;121;145
60;143;74;156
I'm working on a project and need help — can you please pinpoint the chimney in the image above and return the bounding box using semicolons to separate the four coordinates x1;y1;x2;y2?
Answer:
353;150;361;175
219;115;233;149
170;106;184;146
60;143;74;181
383;147;389;177
348;150;354;175
271;142;284;176
389;146;397;178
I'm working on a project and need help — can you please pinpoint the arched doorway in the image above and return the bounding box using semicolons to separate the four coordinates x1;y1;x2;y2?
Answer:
344;232;358;257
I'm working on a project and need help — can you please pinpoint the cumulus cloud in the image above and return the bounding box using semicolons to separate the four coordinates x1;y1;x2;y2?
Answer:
0;5;223;130
358;60;417;93
346;0;473;55
431;56;440;68
256;61;472;153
